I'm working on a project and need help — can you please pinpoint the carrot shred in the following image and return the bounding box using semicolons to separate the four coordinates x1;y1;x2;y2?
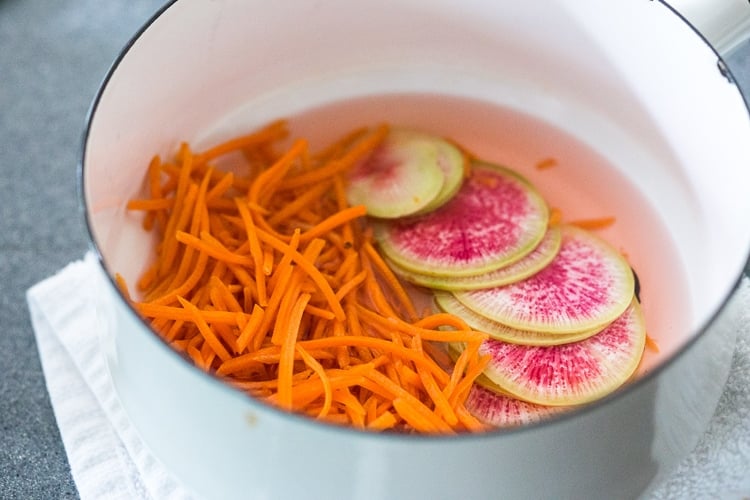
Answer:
569;216;616;230
548;207;563;227
177;296;232;362
136;302;246;324
367;410;398;431
235;199;268;306
236;304;265;354
535;157;558;170
362;241;418;321
267;181;331;226
193;119;288;166
392;397;453;435
412;335;458;426
123;123;490;434
205;171;235;202
277;293;311;410
114;273;131;301
295;345;333;418
645;334;660;353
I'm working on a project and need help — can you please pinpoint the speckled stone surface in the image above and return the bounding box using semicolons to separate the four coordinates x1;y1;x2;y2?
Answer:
1;1;748;498
0;1;164;498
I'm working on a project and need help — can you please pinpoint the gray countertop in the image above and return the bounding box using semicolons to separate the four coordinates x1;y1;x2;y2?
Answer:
1;2;165;497
1;1;749;498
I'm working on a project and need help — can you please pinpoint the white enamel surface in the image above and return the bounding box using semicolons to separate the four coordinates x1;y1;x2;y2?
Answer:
83;0;750;498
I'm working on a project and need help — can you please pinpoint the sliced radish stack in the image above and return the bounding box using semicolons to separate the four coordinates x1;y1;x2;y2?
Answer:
351;126;648;426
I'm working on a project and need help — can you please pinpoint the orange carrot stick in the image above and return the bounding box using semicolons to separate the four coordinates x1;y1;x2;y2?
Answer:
235;198;268;305
569;216;616;230
295;344;333;418
276;293;311;410
193;119;288;165
177;296;232;362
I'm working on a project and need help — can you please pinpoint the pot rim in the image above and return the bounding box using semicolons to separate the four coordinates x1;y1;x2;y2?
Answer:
78;0;750;443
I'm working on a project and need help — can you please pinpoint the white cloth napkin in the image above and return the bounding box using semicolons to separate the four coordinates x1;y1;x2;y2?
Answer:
27;253;750;500
27;253;195;500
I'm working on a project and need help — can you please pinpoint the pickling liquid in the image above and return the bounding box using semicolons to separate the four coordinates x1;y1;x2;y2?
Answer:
201;92;693;375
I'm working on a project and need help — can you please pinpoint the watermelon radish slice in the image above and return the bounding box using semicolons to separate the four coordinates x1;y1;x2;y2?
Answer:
387;226;562;291
435;292;603;346
413;139;466;215
375;161;549;277
464;384;570;428
466;300;646;406
454;225;634;333
346;129;462;219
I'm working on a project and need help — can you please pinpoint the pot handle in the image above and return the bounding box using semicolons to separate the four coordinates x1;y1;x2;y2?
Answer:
668;0;750;56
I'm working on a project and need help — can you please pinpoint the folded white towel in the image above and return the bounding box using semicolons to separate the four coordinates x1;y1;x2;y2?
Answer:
27;253;195;500
26;253;750;499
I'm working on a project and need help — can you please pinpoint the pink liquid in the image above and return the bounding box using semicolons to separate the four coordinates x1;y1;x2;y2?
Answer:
281;93;692;374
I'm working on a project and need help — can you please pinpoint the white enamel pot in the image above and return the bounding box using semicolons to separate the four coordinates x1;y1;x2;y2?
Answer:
81;1;750;498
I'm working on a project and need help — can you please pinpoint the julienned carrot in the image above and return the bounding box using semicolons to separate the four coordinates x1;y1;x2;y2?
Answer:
177;296;232;362
192;119;288;166
295;344;333;418
548;210;615;231
362;241;418;321
535;157;558;170
569;216;616;230
267;180;331;226
645;334;660;353
124;122;489;434
235;199;267;306
114;273;131;301
548;207;563;227
277;293;312;410
236;304;265;354
136;302;245;324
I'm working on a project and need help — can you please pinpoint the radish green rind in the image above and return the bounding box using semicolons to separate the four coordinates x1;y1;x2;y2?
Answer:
466;300;646;406
454;225;634;333
346;129;445;218
413;139;466;215
388;226;562;291
375;161;549;277
435;292;603;346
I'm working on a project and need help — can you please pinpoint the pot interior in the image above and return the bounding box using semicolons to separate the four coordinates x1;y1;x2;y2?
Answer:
84;0;750;382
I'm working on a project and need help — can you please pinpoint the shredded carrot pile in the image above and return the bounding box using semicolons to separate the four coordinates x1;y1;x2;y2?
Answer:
123;120;490;434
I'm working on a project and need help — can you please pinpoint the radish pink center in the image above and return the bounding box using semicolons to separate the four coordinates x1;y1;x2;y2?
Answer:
482;340;602;393
465;385;563;427
387;168;532;267
349;147;397;187
506;236;611;322
459;227;631;330
476;303;642;405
